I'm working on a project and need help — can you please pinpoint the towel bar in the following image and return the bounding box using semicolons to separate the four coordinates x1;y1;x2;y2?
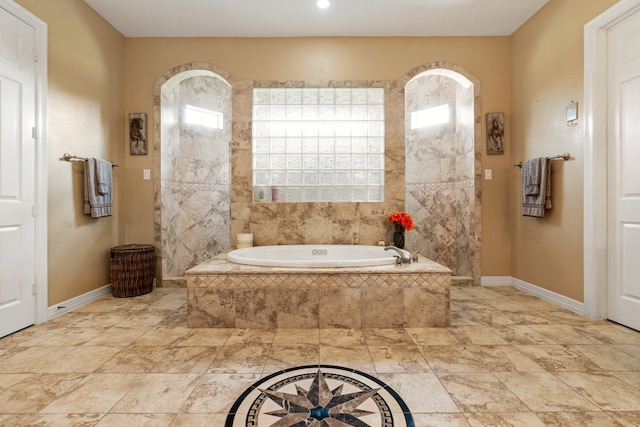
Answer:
514;153;570;168
62;153;119;167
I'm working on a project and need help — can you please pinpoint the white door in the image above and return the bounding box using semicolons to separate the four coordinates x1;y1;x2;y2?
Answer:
607;7;640;331
0;7;37;338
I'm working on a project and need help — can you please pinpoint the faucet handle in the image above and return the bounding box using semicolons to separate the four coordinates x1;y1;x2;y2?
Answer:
411;251;420;262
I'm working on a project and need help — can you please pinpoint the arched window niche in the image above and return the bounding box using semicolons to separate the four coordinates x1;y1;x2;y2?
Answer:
401;64;482;285
153;64;233;285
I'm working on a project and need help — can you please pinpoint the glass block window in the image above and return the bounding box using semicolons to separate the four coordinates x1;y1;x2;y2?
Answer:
252;87;385;202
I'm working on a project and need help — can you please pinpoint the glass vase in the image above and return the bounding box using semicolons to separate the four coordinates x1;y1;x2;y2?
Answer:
393;225;405;249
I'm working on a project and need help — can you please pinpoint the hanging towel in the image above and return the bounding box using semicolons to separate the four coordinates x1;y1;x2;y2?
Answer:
84;158;112;218
522;157;543;196
95;158;112;195
522;157;552;218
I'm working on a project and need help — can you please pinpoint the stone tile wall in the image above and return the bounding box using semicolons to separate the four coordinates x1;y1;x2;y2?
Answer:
187;254;451;328
155;66;232;279
230;80;405;248
404;73;476;279
154;62;482;284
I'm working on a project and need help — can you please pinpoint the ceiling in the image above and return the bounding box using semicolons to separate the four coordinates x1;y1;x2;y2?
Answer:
83;0;549;38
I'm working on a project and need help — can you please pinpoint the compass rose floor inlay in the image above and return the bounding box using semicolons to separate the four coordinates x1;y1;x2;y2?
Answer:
226;365;414;427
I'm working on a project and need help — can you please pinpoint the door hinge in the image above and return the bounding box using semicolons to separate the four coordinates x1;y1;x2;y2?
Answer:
32;283;38;295
32;127;37;139
32;205;39;217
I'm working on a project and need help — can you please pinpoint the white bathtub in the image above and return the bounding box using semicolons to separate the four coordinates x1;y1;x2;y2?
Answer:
226;244;409;268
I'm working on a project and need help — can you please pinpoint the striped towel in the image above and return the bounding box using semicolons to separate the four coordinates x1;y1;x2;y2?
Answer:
522;157;552;218
84;158;112;218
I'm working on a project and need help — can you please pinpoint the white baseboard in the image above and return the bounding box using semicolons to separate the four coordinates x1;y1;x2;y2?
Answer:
480;276;512;286
47;284;112;320
481;276;585;316
48;277;585;320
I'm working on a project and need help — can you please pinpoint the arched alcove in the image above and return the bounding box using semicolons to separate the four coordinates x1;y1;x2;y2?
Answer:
153;63;233;285
400;63;482;285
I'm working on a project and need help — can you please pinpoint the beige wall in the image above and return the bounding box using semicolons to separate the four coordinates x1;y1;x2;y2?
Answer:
15;0;125;305
17;0;615;307
124;37;513;278
510;0;618;301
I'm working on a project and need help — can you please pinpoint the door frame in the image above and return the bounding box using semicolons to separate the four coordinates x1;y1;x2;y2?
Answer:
1;0;48;325
584;0;640;320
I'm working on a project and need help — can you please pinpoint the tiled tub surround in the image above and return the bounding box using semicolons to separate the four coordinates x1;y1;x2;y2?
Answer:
186;253;451;329
230;80;405;248
154;62;482;284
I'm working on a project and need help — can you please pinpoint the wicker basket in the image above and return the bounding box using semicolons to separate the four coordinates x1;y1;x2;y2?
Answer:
110;244;155;298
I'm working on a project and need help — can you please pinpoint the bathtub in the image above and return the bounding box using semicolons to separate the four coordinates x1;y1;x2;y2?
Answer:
187;247;452;329
226;244;409;268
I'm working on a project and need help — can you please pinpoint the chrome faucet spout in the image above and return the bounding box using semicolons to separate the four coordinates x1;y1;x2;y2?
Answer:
384;245;412;264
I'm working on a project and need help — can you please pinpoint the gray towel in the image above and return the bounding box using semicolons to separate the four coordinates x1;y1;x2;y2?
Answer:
95;158;112;195
522;157;552;218
84;158;112;218
522;157;543;196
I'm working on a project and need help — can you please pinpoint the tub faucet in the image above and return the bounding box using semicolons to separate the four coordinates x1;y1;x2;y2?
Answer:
384;246;412;264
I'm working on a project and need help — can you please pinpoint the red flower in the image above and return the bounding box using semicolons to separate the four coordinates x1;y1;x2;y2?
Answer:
387;212;414;231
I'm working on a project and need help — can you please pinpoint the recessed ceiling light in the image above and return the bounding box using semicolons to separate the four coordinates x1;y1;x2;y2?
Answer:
317;0;330;9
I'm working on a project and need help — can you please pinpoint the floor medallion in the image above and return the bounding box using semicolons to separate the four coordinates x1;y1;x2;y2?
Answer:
226;364;414;427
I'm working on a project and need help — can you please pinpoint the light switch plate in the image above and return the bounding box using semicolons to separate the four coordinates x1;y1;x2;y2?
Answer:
484;169;492;180
143;169;151;180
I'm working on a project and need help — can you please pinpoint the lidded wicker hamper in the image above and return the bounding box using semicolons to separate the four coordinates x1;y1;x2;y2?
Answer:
110;244;155;297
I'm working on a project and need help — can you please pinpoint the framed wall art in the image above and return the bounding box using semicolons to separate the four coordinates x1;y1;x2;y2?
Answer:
486;112;504;155
129;112;147;155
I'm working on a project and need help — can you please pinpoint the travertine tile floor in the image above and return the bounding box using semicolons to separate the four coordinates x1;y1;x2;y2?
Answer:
1;285;639;426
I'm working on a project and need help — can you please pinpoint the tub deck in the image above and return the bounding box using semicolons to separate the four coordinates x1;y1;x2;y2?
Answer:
186;253;451;329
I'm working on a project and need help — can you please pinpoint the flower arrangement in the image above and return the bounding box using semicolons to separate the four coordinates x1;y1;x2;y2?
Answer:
387;211;414;231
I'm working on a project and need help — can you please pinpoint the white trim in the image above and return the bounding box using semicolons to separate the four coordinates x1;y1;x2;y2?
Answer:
1;0;48;325
480;276;512;286
583;0;640;320
511;277;585;316
481;276;585;316
47;284;111;320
